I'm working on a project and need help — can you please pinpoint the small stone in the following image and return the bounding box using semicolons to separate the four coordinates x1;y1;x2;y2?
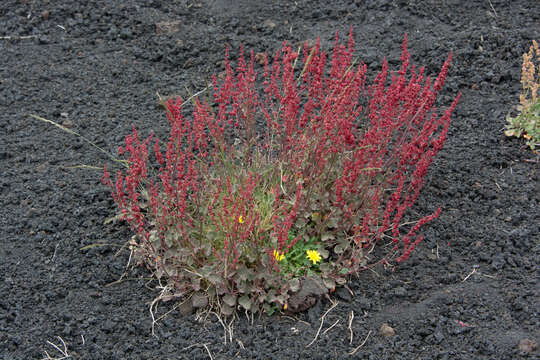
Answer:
89;291;102;298
255;52;266;66
41;10;50;20
263;19;276;30
216;71;227;81
62;119;73;128
380;323;395;337
156;20;181;34
518;338;537;354
38;36;50;45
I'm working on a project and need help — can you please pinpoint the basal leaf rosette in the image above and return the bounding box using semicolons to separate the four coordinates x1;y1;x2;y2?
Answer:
102;29;460;315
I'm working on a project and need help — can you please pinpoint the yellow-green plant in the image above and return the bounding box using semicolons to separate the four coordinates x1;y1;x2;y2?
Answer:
505;40;540;151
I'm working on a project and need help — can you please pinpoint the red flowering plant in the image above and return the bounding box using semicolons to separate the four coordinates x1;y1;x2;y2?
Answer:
102;30;460;315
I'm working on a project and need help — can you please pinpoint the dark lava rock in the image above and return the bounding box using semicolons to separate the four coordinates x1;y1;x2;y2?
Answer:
335;287;352;302
287;276;328;313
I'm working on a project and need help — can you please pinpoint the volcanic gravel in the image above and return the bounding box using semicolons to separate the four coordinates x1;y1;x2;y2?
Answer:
1;0;538;359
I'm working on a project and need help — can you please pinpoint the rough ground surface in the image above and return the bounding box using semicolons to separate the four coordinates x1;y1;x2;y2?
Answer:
1;1;539;359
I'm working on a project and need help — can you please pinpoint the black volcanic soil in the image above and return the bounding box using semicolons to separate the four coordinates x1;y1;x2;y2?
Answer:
1;1;539;359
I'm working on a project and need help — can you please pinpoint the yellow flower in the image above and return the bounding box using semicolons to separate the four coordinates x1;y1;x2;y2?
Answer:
306;249;321;265
238;215;244;224
273;250;285;262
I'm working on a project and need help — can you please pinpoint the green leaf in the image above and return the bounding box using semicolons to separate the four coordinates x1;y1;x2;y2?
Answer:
237;266;249;281
266;289;277;303
321;233;335;242
223;294;237;307
327;217;339;229
221;303;234;316
246;251;257;263
164;232;175;247
318;248;329;259
334;242;347;254
192;292;208;308
339;268;349;275
288;278;300;292
295;218;307;229
323;277;335;290
238;295;251;311
207;274;221;286
319;263;331;274
237;280;248;293
265;303;275;316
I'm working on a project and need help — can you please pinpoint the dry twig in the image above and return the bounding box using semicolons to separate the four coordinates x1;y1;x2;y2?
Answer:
487;0;498;17
210;311;235;345
322;319;340;336
306;300;339;347
462;267;478;282
0;35;37;40
149;279;173;337
347;311;354;344
183;343;214;360
42;336;70;360
348;330;372;355
281;315;311;326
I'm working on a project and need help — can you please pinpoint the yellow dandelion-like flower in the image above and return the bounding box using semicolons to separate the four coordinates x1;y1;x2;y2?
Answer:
238;215;244;224
273;250;285;262
306;249;321;265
